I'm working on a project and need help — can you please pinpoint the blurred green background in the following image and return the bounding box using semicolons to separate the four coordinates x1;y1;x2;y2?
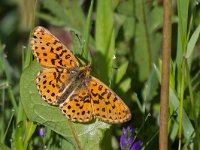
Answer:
1;0;200;149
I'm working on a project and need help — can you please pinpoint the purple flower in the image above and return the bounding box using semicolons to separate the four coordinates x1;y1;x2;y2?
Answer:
130;140;143;150
120;125;142;150
39;127;45;138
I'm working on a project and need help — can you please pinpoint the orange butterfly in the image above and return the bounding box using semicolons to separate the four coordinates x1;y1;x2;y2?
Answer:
31;26;131;123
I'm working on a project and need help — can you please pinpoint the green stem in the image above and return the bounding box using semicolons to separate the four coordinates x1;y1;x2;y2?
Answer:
142;0;152;70
177;0;189;149
68;121;82;150
3;112;14;141
185;61;200;149
178;56;185;150
0;57;18;114
1;89;5;143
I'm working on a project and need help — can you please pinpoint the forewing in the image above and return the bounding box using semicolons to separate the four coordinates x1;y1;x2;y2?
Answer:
88;77;131;123
31;26;79;68
36;68;71;105
59;83;93;122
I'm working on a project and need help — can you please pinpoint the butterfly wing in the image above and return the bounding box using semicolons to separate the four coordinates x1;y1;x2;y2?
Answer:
88;77;131;123
31;26;131;124
31;26;79;68
59;83;93;122
36;68;73;105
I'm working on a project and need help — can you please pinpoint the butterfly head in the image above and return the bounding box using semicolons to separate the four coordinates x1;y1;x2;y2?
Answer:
86;63;92;71
78;63;92;79
84;63;92;77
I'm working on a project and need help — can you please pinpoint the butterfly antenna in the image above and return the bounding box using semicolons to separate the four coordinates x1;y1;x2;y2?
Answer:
71;31;90;64
74;32;82;46
76;34;90;61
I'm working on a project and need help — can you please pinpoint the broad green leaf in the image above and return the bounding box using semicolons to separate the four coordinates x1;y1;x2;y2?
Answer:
95;0;115;84
133;0;150;81
20;61;110;150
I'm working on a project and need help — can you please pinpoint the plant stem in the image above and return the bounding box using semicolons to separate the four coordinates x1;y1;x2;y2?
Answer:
68;121;82;150
185;61;200;149
178;56;185;150
159;0;172;149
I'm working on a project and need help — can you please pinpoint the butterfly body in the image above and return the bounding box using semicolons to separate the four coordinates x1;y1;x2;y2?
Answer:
56;64;92;104
31;26;131;123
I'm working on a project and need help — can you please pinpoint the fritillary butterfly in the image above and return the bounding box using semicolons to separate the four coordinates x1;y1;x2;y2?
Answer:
31;26;131;123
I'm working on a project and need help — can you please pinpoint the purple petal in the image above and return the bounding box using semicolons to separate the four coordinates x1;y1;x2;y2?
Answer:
39;127;45;138
128;136;134;145
120;134;127;149
130;140;143;150
120;125;137;149
122;127;128;136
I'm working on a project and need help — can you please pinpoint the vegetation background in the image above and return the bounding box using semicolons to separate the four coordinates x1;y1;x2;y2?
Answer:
0;0;200;149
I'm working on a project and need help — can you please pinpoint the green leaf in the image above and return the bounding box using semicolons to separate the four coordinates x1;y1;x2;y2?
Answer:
0;143;10;150
95;0;114;53
39;0;86;32
20;61;110;150
142;69;159;102
176;0;189;67
24;121;37;149
123;17;135;41
95;0;115;84
149;6;163;32
37;13;67;26
115;61;128;84
133;1;151;81
41;0;66;21
116;0;134;16
191;70;200;91
154;64;194;142
186;24;200;58
169;120;179;141
12;121;24;150
169;88;194;142
83;0;94;62
118;78;131;93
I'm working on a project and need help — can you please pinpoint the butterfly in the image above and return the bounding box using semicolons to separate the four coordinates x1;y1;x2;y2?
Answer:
30;26;131;123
